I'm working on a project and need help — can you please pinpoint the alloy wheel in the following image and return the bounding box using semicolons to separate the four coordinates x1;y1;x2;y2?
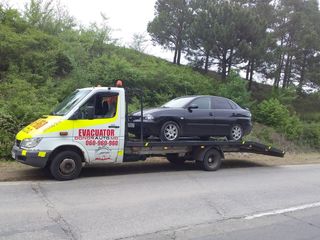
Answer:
231;125;242;141
164;123;178;141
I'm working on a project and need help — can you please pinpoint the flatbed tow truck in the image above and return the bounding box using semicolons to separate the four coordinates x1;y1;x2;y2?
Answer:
12;82;285;180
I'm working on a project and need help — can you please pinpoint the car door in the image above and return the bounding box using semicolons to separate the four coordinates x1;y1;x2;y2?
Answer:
211;97;236;136
73;91;121;163
184;97;214;136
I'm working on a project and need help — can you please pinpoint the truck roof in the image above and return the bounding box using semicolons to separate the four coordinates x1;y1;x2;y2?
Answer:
78;87;124;92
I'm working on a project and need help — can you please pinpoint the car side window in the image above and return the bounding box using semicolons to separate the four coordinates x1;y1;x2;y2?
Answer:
191;97;211;109
212;98;233;110
79;92;118;119
229;100;239;109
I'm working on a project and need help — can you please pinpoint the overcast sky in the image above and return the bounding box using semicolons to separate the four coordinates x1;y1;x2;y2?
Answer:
6;0;174;61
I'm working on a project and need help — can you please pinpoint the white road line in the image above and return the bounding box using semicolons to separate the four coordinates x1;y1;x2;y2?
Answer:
245;202;320;220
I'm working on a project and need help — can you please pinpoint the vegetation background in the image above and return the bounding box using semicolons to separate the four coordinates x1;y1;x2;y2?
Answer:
0;0;319;159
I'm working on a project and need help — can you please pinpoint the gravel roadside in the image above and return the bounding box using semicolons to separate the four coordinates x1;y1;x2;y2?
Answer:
0;152;319;182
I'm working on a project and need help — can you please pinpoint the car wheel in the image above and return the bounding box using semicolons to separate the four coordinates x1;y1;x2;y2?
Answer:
160;121;180;141
228;124;243;141
50;150;82;181
166;153;186;165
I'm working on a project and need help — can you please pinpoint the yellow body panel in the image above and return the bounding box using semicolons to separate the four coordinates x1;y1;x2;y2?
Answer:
16;99;120;141
38;152;46;157
16;116;63;141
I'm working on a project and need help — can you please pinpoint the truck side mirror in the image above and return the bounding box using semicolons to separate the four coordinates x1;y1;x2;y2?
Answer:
188;104;199;112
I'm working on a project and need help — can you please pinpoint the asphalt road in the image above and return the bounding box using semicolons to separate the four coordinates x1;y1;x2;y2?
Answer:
1;161;320;240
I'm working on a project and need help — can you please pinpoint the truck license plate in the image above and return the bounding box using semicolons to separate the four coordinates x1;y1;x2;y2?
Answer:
128;123;135;128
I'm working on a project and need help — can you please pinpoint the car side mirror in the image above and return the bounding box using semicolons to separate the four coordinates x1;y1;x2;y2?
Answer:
188;104;199;112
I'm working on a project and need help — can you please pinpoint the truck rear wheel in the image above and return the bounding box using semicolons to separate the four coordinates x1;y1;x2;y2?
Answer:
201;148;222;171
50;150;82;181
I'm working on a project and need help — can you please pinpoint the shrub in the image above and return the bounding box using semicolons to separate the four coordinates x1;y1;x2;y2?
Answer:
255;98;302;140
216;71;253;108
269;87;297;106
301;123;320;149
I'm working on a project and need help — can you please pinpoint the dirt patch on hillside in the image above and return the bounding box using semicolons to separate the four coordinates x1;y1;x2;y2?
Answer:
0;152;319;182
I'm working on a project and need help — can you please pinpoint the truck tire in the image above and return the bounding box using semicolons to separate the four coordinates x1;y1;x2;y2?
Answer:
166;153;186;165
160;121;180;141
50;150;82;181
201;148;222;171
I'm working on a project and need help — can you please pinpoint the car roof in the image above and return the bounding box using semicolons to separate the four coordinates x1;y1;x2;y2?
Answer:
175;95;231;101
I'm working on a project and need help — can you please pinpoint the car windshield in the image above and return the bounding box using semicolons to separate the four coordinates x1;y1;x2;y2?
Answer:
52;89;91;116
162;97;194;108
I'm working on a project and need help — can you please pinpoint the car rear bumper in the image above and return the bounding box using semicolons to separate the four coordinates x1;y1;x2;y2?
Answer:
243;122;253;135
11;145;51;168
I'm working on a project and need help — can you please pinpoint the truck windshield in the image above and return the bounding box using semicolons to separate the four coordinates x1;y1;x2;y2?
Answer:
162;97;195;108
52;89;91;116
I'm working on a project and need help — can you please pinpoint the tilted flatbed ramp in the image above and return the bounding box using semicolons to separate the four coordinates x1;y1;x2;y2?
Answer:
125;140;285;158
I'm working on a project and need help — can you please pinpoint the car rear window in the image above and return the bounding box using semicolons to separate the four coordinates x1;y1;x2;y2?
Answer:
213;98;233;109
229;100;239;109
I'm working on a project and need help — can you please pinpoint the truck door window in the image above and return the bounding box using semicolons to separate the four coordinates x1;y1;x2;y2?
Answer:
79;92;118;119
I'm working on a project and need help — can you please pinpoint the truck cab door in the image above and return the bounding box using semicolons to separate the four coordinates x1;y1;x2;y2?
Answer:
72;91;121;163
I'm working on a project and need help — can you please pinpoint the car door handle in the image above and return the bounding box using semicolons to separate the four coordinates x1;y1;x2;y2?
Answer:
209;112;214;116
109;125;120;129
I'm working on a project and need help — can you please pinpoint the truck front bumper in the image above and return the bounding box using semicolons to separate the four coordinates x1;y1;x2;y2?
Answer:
11;145;51;168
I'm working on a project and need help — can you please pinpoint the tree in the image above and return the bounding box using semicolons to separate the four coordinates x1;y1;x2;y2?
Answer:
147;0;191;65
186;0;217;72
210;1;240;79
294;0;320;92
23;0;75;35
129;33;148;53
271;0;320;91
236;0;274;90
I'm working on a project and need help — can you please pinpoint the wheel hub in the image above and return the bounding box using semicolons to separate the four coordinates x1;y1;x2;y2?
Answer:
59;158;76;175
231;126;242;140
164;124;178;140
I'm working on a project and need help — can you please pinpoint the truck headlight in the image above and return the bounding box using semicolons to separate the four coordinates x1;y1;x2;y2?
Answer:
143;114;154;120
21;138;42;149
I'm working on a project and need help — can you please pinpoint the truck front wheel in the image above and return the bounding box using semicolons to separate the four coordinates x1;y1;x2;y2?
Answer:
49;150;82;181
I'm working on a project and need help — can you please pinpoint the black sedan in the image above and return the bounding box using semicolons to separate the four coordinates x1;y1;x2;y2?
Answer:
128;96;252;141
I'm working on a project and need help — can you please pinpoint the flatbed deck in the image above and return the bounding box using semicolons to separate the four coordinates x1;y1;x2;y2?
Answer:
125;139;285;158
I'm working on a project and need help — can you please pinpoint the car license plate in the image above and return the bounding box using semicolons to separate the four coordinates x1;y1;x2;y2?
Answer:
128;123;135;128
11;151;16;159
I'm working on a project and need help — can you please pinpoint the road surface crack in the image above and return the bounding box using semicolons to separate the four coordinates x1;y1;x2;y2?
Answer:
283;213;320;230
186;173;225;218
202;196;225;217
31;182;81;240
113;216;242;240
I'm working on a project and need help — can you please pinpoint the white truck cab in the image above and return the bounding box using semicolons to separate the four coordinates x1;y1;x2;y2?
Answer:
12;86;126;180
